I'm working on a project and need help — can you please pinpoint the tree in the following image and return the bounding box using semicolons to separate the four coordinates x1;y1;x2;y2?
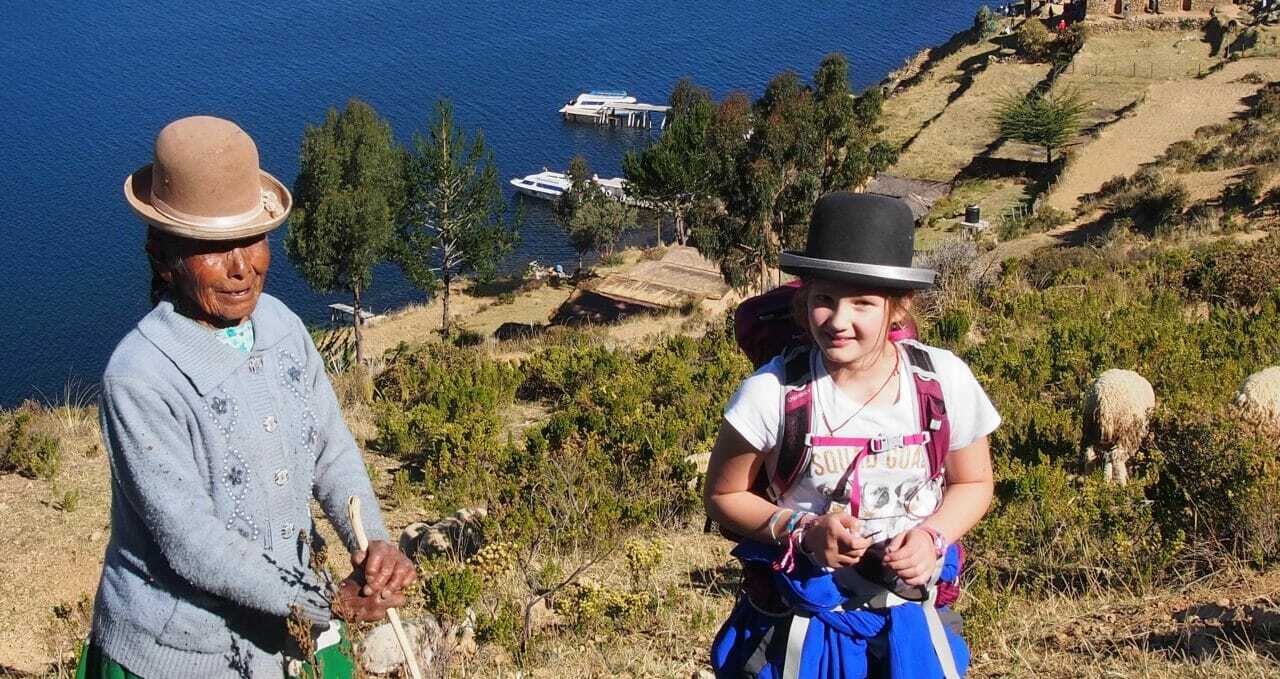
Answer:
692;57;895;292
571;192;637;266
994;87;1087;164
622;79;718;245
973;5;999;40
287;98;403;366
554;155;598;271
555;156;637;270
812;53;899;192
398;99;519;336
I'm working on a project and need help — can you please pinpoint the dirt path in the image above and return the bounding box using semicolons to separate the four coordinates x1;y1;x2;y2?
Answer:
1045;59;1280;212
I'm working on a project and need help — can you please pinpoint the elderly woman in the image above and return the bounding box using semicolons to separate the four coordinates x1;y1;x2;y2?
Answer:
81;116;415;678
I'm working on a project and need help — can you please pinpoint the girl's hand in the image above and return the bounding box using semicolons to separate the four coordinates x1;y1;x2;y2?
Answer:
881;527;938;586
334;574;407;622
801;513;874;569
351;540;417;598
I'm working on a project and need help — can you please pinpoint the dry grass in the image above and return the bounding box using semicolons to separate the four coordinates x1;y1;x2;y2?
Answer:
0;405;108;675
1046;58;1280;212
1054;27;1218;125
879;38;1004;148
5;387;1280;679
889;57;1053;182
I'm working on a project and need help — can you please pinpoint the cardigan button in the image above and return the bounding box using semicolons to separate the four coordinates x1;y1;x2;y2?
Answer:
274;469;289;486
248;355;264;372
263;415;278;433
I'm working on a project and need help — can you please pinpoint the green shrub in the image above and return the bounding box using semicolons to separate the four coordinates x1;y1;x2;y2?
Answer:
557;581;658;630
451;327;486;347
420;565;483;622
1105;172;1189;236
1220;164;1277;209
967;457;1179;594
0;411;61;480
1149;411;1280;564
934;309;972;345
1023;205;1071;234
1183;233;1280;308
1053;24;1088;64
1255;83;1280;120
1014;20;1053;62
373;316;750;551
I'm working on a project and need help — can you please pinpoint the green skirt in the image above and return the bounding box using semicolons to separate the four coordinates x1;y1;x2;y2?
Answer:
76;621;355;679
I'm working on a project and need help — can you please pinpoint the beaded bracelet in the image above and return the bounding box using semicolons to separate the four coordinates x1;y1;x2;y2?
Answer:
766;509;789;543
783;509;812;536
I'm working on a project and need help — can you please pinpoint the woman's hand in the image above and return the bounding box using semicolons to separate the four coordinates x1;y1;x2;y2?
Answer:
334;574;407;622
881;527;938;586
351;540;417;598
801;513;874;569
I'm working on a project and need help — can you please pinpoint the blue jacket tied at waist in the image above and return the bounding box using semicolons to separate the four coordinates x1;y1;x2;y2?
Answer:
711;541;969;679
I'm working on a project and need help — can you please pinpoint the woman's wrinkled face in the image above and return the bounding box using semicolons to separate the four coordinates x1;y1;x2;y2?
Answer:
805;278;903;368
156;234;271;328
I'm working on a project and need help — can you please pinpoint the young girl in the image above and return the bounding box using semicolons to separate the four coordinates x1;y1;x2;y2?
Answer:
705;193;999;679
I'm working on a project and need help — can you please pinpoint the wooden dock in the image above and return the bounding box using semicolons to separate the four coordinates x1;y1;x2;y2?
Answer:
328;303;383;326
563;102;671;129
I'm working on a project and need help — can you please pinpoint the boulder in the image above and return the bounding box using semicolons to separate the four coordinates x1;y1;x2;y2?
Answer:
400;507;488;559
359;616;440;676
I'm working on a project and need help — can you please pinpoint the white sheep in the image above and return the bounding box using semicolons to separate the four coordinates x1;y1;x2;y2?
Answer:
1081;369;1156;486
1234;366;1280;434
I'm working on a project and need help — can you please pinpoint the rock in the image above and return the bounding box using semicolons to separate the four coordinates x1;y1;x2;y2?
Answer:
494;322;545;341
359;616;440;676
685;452;712;476
454;625;477;657
526;598;562;633
401;507;488;560
439;608;478;660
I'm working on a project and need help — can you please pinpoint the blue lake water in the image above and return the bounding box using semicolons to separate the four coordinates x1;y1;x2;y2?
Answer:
0;1;985;406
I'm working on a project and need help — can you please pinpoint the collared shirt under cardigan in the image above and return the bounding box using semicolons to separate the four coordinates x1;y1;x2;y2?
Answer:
91;293;389;678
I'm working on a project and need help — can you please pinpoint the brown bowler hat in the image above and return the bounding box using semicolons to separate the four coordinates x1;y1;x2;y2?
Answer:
123;116;291;240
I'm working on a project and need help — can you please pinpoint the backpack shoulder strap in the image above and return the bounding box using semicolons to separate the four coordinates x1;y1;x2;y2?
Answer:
766;345;814;500
900;340;951;481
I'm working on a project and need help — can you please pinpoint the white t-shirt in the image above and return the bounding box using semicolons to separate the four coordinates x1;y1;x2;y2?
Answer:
724;342;1001;543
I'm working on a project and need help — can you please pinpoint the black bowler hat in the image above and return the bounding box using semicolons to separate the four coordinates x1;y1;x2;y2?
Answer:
779;192;935;290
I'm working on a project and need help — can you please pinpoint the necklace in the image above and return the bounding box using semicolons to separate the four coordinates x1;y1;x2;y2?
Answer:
821;347;900;435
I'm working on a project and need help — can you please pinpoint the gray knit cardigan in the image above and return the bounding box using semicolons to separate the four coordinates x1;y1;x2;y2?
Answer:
91;293;389;678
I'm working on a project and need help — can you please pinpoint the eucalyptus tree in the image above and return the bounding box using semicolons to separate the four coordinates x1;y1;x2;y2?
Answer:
813;53;899;192
287;98;404;366
622;79;718;244
555;155;637;270
398;99;519;336
694;57;895;291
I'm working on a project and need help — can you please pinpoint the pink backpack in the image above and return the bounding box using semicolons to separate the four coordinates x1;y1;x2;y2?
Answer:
728;283;963;606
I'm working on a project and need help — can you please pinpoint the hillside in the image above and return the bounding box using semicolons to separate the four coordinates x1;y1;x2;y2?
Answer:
6;8;1280;679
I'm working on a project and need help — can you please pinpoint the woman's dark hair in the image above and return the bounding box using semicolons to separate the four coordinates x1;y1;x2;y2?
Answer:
145;227;184;307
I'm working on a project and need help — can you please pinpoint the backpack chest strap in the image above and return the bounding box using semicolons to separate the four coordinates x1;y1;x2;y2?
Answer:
806;432;932;450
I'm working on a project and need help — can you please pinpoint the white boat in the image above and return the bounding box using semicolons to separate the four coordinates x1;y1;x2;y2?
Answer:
509;170;571;200
558;90;637;121
509;169;630;203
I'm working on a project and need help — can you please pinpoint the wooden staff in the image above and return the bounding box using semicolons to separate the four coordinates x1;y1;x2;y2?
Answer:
347;496;424;679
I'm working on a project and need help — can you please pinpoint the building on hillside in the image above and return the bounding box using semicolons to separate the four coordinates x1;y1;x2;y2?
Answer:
1083;0;1216;16
863;174;952;226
